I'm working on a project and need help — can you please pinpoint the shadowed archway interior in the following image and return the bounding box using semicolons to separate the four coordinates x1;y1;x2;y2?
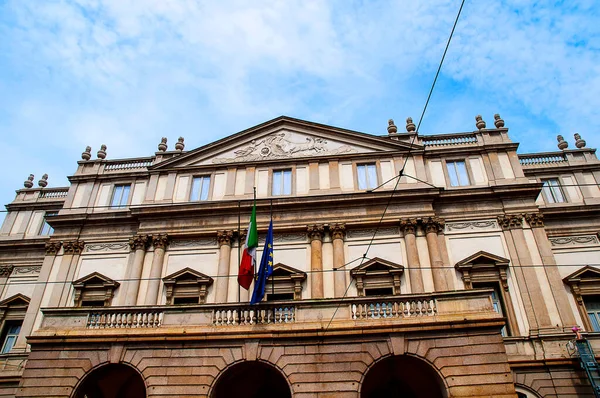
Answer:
212;361;291;398
361;355;446;398
73;364;146;398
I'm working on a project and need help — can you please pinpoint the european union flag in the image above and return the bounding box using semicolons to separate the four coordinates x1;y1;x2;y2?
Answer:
250;220;274;304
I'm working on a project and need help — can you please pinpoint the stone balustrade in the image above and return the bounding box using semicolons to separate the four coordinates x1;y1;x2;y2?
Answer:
421;133;478;147
104;159;153;172
351;297;436;320
213;305;295;326
519;152;568;167
38;188;69;199
86;309;163;328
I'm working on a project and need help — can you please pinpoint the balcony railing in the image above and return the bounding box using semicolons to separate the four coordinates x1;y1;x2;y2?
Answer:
519;152;568;167
104;159;153;171
38;188;69;199
421;133;478;147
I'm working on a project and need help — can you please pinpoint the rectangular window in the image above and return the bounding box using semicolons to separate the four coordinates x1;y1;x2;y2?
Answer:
473;282;508;336
447;160;470;186
0;321;22;354
585;296;600;332
110;184;131;209
272;170;292;196
542;178;565;203
190;176;211;201
357;163;378;190
39;211;58;235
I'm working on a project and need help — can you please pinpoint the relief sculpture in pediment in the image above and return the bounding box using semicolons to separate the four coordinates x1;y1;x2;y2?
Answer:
213;132;356;163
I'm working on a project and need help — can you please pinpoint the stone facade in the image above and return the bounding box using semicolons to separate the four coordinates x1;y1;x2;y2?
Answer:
0;116;599;397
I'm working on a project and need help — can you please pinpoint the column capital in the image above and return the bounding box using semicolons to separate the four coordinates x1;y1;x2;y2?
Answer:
151;234;170;250
498;214;523;230
525;213;545;228
129;234;150;251
0;265;14;277
217;230;234;247
424;217;445;234
330;223;346;241
44;241;62;255
399;218;418;235
307;224;325;242
63;240;85;255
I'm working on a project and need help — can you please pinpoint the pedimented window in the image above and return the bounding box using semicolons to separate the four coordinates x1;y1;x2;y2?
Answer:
163;267;213;305
350;257;404;297
72;273;120;307
563;266;600;332
0;294;29;354
266;263;306;301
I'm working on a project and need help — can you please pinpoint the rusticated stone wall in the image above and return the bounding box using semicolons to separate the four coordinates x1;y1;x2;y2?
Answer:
513;367;594;397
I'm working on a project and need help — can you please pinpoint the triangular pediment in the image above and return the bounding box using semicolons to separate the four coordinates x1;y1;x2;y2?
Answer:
564;266;600;284
0;293;30;308
73;272;120;288
152;116;421;169
163;267;213;284
350;257;404;276
269;263;307;279
455;251;510;269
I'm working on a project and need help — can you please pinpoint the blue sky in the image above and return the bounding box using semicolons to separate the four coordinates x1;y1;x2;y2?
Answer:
1;0;599;218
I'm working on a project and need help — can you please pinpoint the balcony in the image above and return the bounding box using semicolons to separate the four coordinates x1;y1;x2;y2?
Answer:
33;289;502;342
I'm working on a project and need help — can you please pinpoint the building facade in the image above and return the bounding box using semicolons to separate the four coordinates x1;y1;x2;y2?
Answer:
0;115;599;397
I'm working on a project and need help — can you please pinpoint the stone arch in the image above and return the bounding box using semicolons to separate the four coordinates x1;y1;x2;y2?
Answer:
210;359;291;398
71;362;146;398
360;354;448;398
515;383;543;398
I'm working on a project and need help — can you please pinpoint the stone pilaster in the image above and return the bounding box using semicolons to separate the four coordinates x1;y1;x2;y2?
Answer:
400;219;424;293
124;235;150;306
144;234;170;305
498;214;552;333
330;224;347;297
49;240;85;307
216;230;234;303
424;217;449;292
525;213;577;329
308;224;325;299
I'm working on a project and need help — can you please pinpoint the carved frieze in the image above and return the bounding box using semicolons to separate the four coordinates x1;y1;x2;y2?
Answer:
498;215;523;230
217;230;234;247
525;213;545;228
259;233;307;244
346;227;400;239
63;240;85;255
129;235;150;251
0;265;14;277
445;220;498;232
44;241;62;255
307;225;325;242
212;132;357;164
550;235;599;247
170;238;218;248
12;266;41;275
84;242;129;253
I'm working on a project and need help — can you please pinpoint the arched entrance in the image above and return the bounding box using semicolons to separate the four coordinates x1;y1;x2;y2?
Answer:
361;355;446;398
73;363;146;398
212;361;291;398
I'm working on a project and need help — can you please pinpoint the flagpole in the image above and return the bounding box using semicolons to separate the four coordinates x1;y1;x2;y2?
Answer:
270;199;274;299
237;200;241;303
253;187;257;277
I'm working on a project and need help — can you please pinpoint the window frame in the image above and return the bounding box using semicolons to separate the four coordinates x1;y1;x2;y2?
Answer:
271;169;293;196
189;175;212;202
563;266;600;332
0;321;21;354
444;159;472;187
39;211;58;236
355;163;379;191
109;184;131;209
541;178;567;204
0;294;29;355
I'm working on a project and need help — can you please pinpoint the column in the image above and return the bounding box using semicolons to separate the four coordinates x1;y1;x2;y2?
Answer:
499;215;552;333
330;224;347;297
525;213;577;329
125;235;149;306
424;217;448;292
216;230;234;303
308;224;325;299
436;231;455;290
14;242;61;350
48;240;85;307
400;219;424;293
144;234;169;305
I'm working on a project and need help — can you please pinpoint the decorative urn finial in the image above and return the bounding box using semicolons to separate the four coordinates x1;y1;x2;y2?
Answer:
24;174;34;188
175;137;185;151
574;133;586;149
38;174;48;188
557;135;568;150
97;144;107;159
406;117;416;133
475;115;486;130
81;146;91;161
387;119;398;135
158;137;168;152
493;113;505;128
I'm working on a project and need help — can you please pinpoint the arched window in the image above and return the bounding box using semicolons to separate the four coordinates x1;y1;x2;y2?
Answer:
212;361;290;398
73;363;145;398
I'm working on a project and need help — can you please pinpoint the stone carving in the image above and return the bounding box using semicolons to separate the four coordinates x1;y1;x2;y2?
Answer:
45;241;62;255
158;137;168;152
575;133;586;149
387;119;397;135
24;174;34;189
446;220;498;232
82;146;92;160
170;238;218;248
0;265;14;277
217;230;234;246
63;240;85;255
399;219;418;235
557;135;568;150
307;225;325;242
129;235;150;251
13;266;41;275
38;174;48;188
475;115;486;130
525;213;544;228
175;137;185;151
346;227;400;239
84;242;129;252
498;215;523;230
212;132;356;163
330;224;346;240
549;235;599;247
494;114;505;128
97;144;107;159
406;117;416;133
152;234;170;250
258;232;307;244
424;217;445;234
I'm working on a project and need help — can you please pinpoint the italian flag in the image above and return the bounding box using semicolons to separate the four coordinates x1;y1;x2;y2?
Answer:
238;202;258;290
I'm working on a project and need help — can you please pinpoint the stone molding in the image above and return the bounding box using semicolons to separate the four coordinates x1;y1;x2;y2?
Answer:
346;227;400;239
307;225;325;242
129;235;150;251
151;234;170;250
12;266;41;276
445;220;498;232
524;213;545;228
44;241;62;255
170;238;218;248
550;235;599;247
498;214;523;230
217;230;234;247
330;224;346;241
84;242;129;253
63;240;85;255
